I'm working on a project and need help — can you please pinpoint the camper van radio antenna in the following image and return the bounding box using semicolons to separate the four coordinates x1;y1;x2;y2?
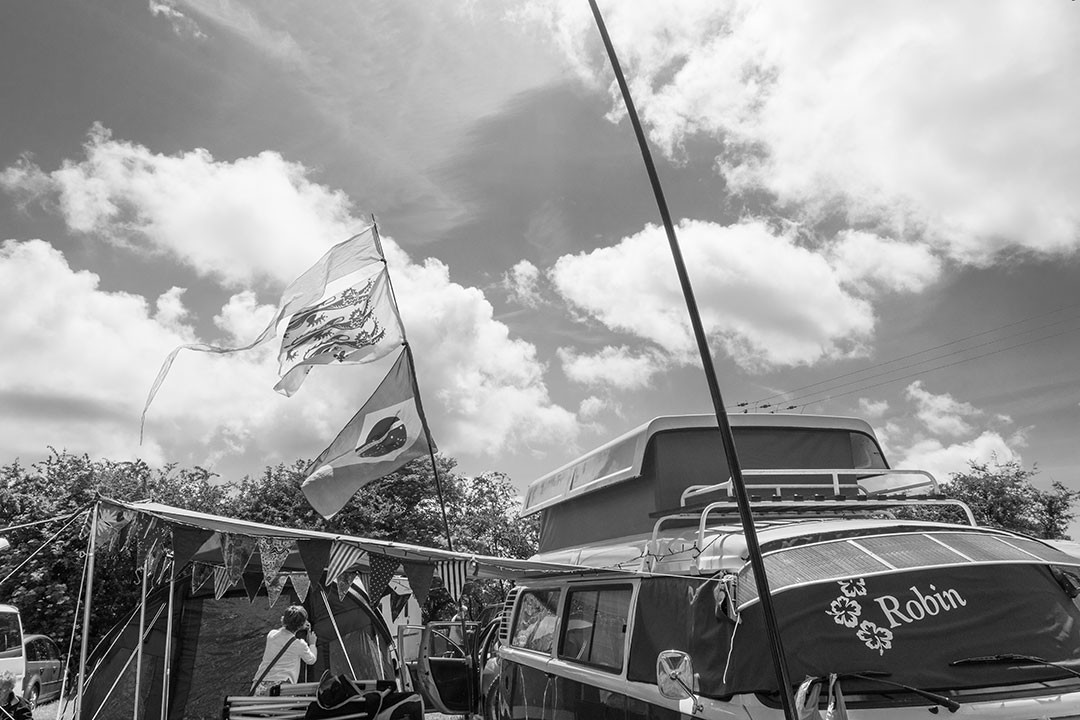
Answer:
585;2;797;718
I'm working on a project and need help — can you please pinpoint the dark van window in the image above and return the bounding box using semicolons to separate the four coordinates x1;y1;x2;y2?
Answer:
0;614;20;659
511;589;560;654
25;640;39;662
559;586;632;673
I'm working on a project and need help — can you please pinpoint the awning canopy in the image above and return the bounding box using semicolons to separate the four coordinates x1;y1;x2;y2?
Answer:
100;497;594;583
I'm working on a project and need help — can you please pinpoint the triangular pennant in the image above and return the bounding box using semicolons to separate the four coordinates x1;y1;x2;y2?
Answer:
288;573;311;603
243;572;262;603
213;566;232;600
336;569;358;601
94;507;133;551
297;538;332;589
436;560;467;603
389;589;411;622
191;563;214;594
258;537;294;582
367;554;400;601
326;542;366;586
137;517;170;569
172;525;214;571
265;574;287;608
401;562;436;608
222;534;257;584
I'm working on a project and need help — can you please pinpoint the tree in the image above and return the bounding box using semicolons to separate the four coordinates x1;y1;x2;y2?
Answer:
936;459;1080;539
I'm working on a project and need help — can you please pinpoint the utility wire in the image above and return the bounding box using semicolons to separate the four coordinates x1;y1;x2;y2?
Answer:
784;324;1078;410
731;304;1080;412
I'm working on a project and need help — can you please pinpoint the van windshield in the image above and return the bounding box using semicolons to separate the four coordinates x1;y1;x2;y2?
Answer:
629;558;1080;699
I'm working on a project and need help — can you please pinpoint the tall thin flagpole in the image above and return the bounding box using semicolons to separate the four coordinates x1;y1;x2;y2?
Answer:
75;502;99;720
585;2;796;717
370;219;455;552
133;555;150;719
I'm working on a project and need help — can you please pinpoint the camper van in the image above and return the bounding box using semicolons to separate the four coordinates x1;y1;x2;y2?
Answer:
414;414;1080;719
0;604;25;699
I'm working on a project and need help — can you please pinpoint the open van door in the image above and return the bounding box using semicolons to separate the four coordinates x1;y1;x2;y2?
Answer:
400;621;479;715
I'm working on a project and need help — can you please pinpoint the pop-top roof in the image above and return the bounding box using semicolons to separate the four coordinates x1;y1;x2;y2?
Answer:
522;413;880;516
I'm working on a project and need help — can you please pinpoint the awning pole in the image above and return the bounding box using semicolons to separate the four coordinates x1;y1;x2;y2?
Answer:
320;588;358;679
133;556;149;719
160;558;176;720
584;3;796;718
75;502;100;720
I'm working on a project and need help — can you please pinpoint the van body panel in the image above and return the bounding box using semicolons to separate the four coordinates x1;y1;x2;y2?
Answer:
0;605;26;699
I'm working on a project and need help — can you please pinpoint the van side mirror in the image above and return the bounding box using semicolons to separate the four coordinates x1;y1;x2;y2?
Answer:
656;650;697;701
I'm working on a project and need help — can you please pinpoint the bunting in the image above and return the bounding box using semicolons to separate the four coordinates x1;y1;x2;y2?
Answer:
243;571;262;603
265;574;287;608
94;507;133;552
297;539;332;589
436;559;467;603
401;562;436;608
222;534;257;584
335;569;359;601
288;573;311;603
389;589;411;622
172;525;214;571
191;563;214;594
213;566;232;600
326;542;365;586
258;537;293;582
367;554;400;601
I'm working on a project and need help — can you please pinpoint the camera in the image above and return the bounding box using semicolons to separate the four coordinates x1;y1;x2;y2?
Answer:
295;622;311;639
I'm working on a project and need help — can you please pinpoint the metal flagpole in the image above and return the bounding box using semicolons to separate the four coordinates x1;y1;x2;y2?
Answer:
585;2;797;718
370;217;455;552
133;556;150;719
319;588;358;679
75;502;100;720
160;557;176;720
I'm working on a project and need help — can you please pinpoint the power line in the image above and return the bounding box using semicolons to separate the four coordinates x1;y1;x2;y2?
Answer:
731;302;1080;412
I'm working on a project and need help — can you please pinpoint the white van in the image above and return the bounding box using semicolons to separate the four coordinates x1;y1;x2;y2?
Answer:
0;604;25;698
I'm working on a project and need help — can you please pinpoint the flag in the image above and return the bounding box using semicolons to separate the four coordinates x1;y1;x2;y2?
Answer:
326;542;365;586
274;266;403;396
436;560;467;603
301;349;434;518
141;226;400;437
367;554;400;601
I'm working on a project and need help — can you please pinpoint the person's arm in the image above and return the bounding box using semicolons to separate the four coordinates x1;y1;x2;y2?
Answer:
300;628;318;665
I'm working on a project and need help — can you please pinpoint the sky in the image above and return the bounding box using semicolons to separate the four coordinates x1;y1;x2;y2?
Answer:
1;1;1079;527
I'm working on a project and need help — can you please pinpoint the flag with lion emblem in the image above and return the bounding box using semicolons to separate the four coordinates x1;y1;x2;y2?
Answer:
301;348;434;518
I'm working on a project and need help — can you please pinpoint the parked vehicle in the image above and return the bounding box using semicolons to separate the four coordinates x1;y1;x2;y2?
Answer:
23;634;63;707
0;604;25;699
415;414;1080;719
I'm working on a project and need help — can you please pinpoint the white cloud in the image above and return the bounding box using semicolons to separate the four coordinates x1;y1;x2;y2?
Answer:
827;231;941;294
904;380;979;438
0;129;579;468
531;1;1080;263
2;124;358;288
895;431;1022;484
578;396;607;420
550;219;875;371
558;346;665;390
502;260;544;308
148;1;208;40
858;397;889;419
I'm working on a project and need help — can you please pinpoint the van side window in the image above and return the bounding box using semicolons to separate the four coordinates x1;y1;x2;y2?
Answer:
559;585;632;673
510;589;560;654
0;614;20;659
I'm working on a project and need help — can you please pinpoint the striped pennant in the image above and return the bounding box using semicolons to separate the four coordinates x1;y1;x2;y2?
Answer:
213;566;233;600
326;542;365;586
436;559;467;603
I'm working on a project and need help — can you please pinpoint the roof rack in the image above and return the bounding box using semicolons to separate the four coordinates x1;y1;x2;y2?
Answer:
649;468;976;564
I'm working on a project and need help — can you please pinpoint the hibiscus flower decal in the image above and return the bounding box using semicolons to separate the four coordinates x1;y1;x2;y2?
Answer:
838;578;867;598
827;596;862;628
856;620;894;656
